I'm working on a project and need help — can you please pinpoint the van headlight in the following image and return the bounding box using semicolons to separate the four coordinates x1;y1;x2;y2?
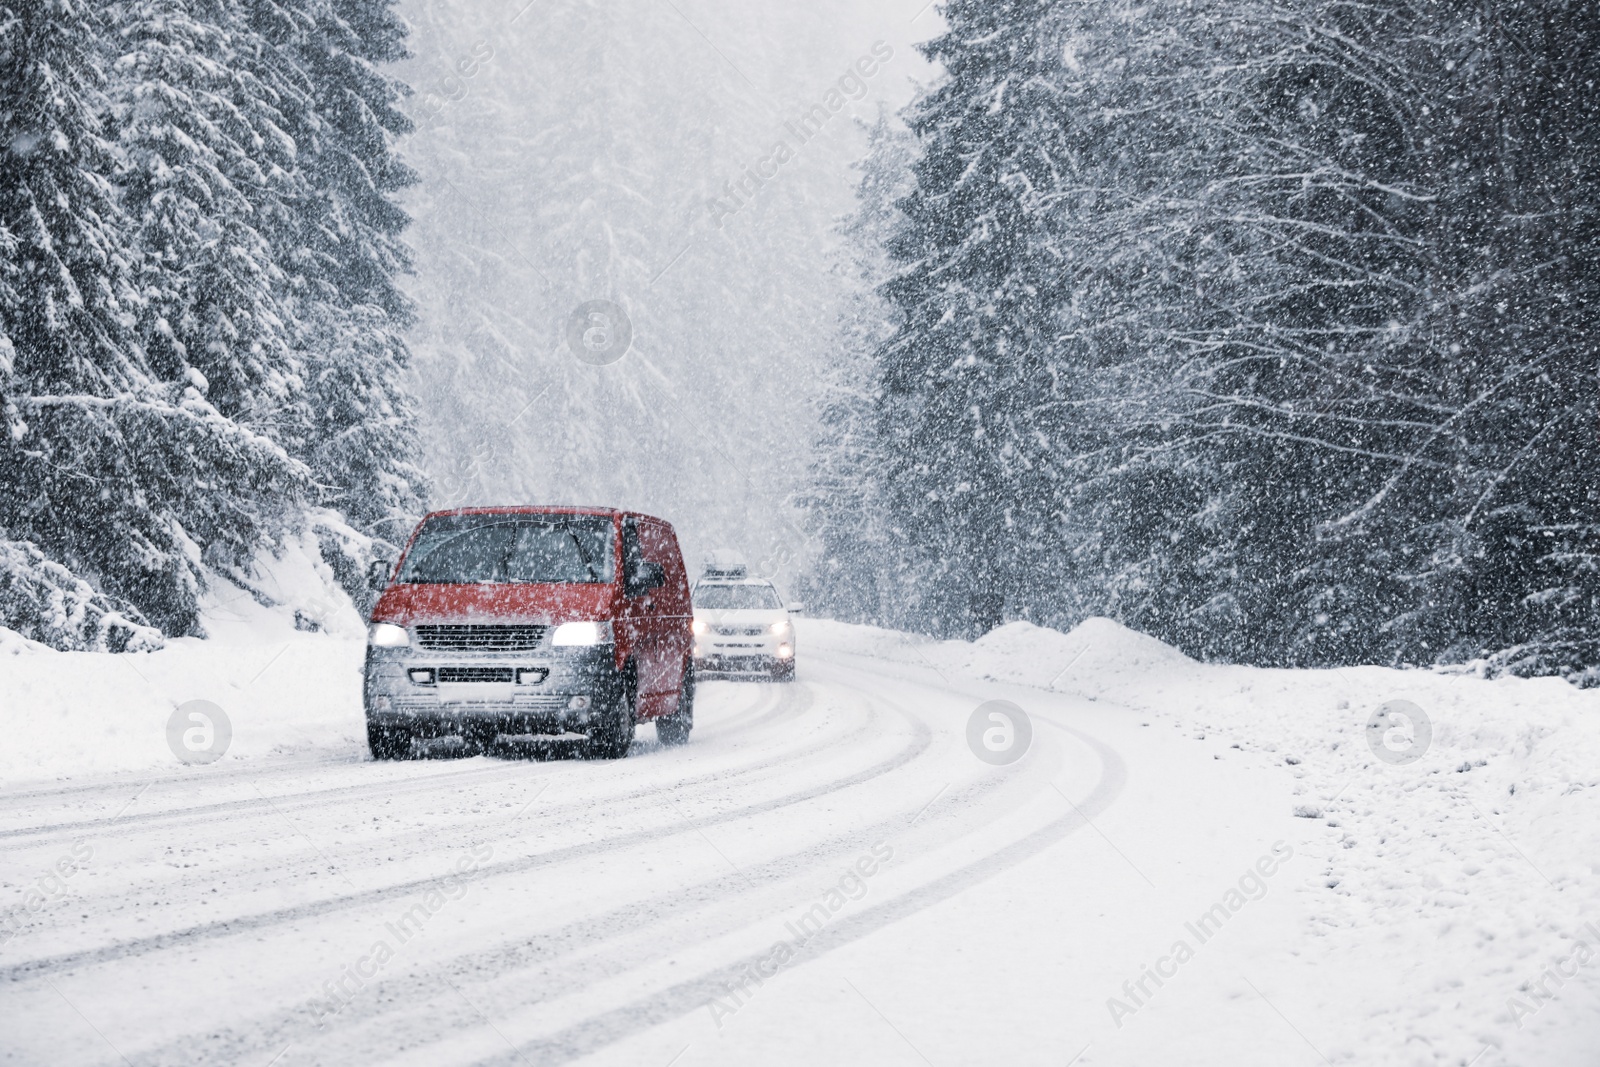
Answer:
551;620;613;646
770;619;790;635
368;623;410;647
691;619;708;635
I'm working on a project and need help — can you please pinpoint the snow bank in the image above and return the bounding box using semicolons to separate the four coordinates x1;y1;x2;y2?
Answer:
0;533;368;785
799;615;1193;688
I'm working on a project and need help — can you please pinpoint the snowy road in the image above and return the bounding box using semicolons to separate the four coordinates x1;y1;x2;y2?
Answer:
3;625;1595;1066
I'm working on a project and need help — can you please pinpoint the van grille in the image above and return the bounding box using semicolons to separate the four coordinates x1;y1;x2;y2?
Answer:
714;625;767;637
415;624;546;651
437;666;516;684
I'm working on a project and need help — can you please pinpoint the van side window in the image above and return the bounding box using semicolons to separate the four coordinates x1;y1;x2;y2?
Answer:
641;521;687;597
622;518;644;577
622;517;661;599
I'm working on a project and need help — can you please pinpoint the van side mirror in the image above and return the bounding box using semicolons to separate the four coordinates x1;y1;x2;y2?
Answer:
626;560;665;597
367;559;393;592
787;601;805;615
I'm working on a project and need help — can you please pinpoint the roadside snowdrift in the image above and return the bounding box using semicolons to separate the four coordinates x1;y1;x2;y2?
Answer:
0;533;367;784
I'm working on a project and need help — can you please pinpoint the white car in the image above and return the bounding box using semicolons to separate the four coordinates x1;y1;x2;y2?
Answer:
691;575;797;682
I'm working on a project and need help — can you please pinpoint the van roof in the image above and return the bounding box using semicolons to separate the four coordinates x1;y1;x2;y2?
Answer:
419;506;673;528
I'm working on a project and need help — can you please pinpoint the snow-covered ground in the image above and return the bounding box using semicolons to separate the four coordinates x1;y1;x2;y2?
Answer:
0;535;371;785
3;609;1597;1065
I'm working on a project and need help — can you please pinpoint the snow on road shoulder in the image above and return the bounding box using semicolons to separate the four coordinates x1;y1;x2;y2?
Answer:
804;615;1600;1064
0;535;368;785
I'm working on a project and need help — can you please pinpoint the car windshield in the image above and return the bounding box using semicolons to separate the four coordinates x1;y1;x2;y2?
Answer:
397;515;614;584
694;583;782;610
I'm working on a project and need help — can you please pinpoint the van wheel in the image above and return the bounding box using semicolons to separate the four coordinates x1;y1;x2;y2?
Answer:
657;664;695;746
368;722;413;760
584;676;636;760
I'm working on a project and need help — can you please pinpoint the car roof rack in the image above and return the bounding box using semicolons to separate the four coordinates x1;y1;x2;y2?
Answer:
701;563;747;580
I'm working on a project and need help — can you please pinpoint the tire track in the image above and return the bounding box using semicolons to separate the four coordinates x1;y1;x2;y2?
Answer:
467;720;1124;1067
0;683;926;984
0;683;830;933
110;692;1034;1067
0;679;794;844
113;664;1076;1067
0;751;362;806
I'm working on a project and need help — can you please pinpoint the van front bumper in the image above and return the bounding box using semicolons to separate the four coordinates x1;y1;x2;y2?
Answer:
363;644;624;737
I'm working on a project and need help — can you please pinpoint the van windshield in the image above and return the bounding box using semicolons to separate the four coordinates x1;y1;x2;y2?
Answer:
694;584;782;610
397;515;615;584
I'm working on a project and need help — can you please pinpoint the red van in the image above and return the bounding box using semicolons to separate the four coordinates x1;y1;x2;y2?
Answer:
362;507;695;760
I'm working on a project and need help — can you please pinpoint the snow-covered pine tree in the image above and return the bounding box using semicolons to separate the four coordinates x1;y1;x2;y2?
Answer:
0;0;161;648
1005;0;1496;668
876;0;1088;633
0;0;304;637
296;0;426;548
0;0;144;413
1054;0;1600;679
1375;0;1600;680
1006;0;1251;658
1152;0;1449;668
799;107;919;627
108;0;299;427
1139;0;1600;677
825;0;1599;679
102;0;314;602
802;0;1232;643
242;0;427;552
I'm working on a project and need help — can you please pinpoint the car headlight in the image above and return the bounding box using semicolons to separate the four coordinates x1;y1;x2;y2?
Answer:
692;619;708;635
551;620;614;646
770;619;790;635
368;622;409;647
